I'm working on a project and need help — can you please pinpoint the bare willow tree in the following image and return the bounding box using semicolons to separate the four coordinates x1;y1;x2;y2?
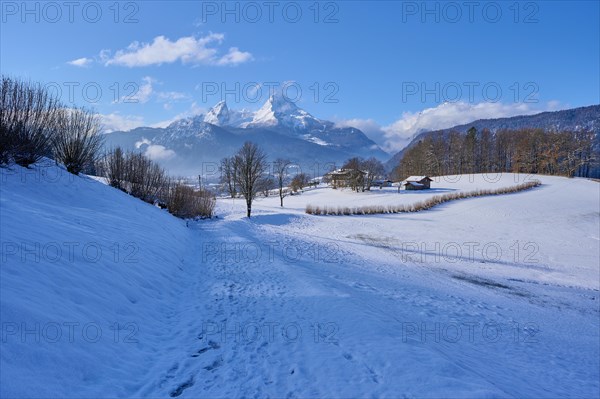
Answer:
0;77;14;165
233;142;267;218
273;158;292;207
102;147;127;190
52;107;103;175
99;147;166;202
0;76;61;167
126;152;167;202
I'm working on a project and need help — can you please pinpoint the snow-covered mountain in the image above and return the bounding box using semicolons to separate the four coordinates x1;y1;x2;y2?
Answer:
247;94;328;131
202;100;254;127
103;96;389;176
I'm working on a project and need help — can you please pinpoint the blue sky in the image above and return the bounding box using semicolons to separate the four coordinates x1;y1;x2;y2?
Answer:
1;0;598;150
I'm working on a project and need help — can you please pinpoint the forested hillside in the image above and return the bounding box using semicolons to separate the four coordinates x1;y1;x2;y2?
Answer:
393;127;598;179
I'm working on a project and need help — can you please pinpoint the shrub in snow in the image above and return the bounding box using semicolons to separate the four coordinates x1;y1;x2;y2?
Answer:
164;182;215;219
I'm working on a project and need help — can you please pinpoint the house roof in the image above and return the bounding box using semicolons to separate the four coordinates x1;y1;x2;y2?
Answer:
405;181;424;187
405;176;432;182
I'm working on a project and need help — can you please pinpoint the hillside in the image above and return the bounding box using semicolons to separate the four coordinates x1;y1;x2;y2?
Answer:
0;161;196;397
385;105;600;171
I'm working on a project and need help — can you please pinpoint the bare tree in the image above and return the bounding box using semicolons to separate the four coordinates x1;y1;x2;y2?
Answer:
259;176;275;197
0;77;15;165
233;142;267;217
126;152;167;203
220;156;238;198
52;107;103;175
0;76;61;167
273;158;292;206
100;148;166;202
102;147;127;190
361;157;385;190
342;157;366;192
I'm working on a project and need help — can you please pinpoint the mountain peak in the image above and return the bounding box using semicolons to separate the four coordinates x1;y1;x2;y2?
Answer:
204;100;230;126
248;94;323;131
267;93;299;112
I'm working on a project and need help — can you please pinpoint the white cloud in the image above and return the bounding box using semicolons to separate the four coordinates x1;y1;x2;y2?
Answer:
144;145;176;161
215;47;253;66
103;34;252;67
67;57;93;67
337;101;562;153
99;112;145;133
157;91;189;102
129;76;155;104
335;118;387;144
382;102;545;152
134;138;151;149
114;76;190;108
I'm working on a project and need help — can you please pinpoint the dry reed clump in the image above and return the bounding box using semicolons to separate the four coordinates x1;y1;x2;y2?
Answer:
305;180;541;216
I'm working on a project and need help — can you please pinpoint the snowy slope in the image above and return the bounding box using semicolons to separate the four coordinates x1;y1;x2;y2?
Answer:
0;161;195;398
2;167;599;398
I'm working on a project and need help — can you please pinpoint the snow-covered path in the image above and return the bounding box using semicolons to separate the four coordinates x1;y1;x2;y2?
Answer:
139;204;599;398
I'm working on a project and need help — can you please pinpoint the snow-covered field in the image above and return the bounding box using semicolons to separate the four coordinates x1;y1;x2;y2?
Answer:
1;164;599;398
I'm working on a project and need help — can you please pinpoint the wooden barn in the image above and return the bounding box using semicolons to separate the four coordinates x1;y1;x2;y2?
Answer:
403;176;433;190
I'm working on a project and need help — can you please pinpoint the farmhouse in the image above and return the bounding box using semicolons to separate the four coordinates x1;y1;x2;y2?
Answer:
324;168;367;188
403;176;433;190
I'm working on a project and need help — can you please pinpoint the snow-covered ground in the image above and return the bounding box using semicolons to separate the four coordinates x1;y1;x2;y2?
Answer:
1;164;599;398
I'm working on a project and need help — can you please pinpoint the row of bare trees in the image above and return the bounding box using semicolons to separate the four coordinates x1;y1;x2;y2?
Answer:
0;76;214;220
394;127;598;179
220;144;321;216
1;76;103;174
99;147;215;219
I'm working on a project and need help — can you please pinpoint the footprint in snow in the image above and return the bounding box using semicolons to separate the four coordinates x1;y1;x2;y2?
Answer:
204;356;224;371
170;377;194;397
